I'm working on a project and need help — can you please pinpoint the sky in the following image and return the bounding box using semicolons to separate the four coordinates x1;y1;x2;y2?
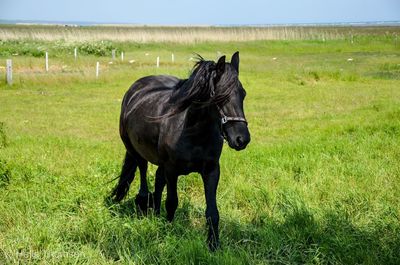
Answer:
0;0;399;25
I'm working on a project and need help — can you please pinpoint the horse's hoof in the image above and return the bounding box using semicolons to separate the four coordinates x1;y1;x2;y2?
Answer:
135;192;154;213
166;214;174;222
208;239;220;252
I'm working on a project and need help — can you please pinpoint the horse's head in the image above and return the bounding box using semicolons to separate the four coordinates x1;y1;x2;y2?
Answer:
213;52;250;151
168;52;250;150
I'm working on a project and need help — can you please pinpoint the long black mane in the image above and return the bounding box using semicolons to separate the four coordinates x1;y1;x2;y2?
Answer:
167;57;237;116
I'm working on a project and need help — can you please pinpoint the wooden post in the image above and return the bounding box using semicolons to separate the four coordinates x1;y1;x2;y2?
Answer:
171;53;174;63
121;52;124;61
156;56;160;68
74;48;77;60
112;50;116;60
96;62;99;78
6;59;12;85
45;52;49;72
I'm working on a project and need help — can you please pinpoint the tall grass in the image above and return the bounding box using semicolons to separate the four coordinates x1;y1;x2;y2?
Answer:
0;24;399;43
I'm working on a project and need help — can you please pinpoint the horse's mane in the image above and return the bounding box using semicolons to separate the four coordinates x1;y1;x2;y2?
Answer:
167;55;237;116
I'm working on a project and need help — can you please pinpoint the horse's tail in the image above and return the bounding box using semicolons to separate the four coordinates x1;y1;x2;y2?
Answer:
110;151;137;202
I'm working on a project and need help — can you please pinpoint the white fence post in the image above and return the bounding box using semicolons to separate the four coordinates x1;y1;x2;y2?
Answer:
45;52;49;72
112;50;116;60
74;48;77;60
121;52;124;61
6;59;12;85
171;53;174;63
96;62;99;78
156;56;160;68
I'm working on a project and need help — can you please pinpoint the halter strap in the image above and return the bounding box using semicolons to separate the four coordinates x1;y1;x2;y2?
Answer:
216;105;247;125
210;73;247;126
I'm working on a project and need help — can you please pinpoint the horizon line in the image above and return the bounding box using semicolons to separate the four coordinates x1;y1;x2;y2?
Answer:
1;19;400;27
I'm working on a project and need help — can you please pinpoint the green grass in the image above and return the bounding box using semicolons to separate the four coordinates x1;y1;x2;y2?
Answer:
0;36;400;264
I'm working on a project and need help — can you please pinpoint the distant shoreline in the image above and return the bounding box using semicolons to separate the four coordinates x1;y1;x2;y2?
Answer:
0;19;400;27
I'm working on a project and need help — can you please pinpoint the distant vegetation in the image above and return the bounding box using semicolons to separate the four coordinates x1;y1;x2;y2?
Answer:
0;24;399;42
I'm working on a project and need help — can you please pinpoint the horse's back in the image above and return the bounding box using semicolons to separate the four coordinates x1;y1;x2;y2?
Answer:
123;75;180;106
120;75;181;164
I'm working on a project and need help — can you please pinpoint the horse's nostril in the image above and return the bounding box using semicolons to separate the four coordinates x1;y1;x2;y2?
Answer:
236;136;244;146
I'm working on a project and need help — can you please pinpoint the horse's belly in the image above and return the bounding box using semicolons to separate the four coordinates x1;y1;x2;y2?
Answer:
126;123;161;165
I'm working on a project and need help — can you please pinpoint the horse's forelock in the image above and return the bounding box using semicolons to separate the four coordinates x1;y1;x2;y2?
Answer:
168;58;237;115
211;64;238;105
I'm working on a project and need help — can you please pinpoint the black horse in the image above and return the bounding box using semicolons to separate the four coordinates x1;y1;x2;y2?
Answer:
111;52;250;250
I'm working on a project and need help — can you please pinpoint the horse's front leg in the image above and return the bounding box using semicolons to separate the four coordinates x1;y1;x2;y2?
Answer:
165;169;179;222
153;166;166;215
201;163;220;251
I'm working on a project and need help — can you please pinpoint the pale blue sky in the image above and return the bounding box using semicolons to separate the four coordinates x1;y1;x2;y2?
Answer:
0;0;399;25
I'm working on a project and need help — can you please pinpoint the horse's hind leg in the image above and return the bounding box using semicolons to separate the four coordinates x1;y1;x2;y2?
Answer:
134;156;154;212
111;151;137;202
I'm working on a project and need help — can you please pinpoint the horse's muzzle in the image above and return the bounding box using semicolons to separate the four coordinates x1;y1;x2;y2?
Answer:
231;133;250;150
225;128;250;150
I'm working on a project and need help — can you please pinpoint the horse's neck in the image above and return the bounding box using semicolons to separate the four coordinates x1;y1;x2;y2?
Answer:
184;104;220;130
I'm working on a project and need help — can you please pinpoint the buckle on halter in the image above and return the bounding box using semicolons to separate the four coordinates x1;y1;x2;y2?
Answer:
210;88;215;98
221;116;227;124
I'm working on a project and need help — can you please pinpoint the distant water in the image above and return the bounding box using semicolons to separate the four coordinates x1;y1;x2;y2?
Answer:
222;21;400;27
0;19;99;26
0;19;399;27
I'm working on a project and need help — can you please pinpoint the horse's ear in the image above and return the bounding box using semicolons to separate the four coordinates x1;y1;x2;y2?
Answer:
231;51;239;74
216;55;226;77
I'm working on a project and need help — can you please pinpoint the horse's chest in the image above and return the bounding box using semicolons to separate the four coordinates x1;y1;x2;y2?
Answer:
164;138;222;174
158;117;223;173
182;145;207;161
174;148;211;173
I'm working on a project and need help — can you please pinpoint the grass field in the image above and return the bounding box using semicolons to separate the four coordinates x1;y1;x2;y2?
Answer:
0;27;400;264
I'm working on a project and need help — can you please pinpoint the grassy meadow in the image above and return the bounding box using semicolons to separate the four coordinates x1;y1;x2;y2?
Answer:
0;26;400;264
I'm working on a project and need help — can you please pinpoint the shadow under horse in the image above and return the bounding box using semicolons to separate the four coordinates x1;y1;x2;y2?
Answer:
110;52;250;251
